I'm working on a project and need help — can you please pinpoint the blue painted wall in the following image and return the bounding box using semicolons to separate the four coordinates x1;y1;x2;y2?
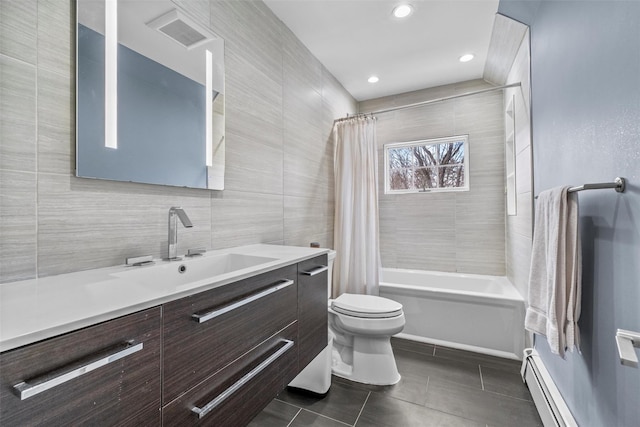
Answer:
498;1;640;425
77;24;208;188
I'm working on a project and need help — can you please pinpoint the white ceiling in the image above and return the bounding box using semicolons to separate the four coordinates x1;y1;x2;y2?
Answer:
263;0;499;101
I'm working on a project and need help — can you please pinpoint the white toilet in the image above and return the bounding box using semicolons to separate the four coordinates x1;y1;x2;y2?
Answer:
329;292;404;385
289;250;405;392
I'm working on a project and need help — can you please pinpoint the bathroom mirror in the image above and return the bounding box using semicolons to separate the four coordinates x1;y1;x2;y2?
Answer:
76;0;225;190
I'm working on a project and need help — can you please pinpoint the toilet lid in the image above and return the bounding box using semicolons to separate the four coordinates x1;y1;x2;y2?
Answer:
331;294;403;318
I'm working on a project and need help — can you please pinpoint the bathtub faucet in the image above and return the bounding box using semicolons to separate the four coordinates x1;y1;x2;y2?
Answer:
165;207;193;261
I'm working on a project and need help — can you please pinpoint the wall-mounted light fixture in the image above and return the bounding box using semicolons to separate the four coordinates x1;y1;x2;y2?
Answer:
105;0;118;149
205;49;213;167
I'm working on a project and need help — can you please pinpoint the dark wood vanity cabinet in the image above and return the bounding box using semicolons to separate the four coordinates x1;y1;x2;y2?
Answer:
297;254;329;369
162;323;299;426
0;307;162;426
0;254;329;426
162;264;298;404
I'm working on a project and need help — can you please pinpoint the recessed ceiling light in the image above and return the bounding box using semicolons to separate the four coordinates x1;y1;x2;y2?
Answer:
459;54;474;63
368;76;379;83
392;4;413;19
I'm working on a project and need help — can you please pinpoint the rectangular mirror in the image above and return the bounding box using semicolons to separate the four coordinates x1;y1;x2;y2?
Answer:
76;0;225;190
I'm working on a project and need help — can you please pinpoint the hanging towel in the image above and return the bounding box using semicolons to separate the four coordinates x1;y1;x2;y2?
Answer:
525;186;582;356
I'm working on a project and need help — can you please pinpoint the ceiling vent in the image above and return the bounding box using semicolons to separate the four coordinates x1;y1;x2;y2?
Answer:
147;9;215;50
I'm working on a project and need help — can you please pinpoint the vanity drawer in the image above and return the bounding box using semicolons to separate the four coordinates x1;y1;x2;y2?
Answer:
0;307;161;426
297;254;329;369
162;323;298;427
163;265;297;404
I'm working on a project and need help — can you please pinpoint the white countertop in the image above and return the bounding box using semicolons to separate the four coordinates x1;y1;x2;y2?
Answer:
0;244;329;352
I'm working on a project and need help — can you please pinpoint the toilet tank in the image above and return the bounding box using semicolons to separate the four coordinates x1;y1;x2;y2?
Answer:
327;250;336;299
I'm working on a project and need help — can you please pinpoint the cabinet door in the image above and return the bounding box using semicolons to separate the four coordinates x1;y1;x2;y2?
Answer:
162;323;298;427
297;254;329;369
163;265;297;404
0;307;161;426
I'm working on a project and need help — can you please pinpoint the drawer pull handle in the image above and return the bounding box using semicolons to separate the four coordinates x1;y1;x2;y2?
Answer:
301;265;328;276
191;339;294;419
192;279;295;324
13;341;143;400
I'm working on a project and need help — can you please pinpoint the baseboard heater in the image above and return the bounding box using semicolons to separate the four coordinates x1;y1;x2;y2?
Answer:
520;349;578;427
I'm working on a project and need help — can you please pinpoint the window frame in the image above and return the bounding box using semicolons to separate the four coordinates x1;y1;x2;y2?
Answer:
383;135;470;194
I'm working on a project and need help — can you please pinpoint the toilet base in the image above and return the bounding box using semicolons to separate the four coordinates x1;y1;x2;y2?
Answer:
331;334;401;385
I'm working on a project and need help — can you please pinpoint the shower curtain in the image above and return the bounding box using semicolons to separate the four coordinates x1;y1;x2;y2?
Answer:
332;116;381;297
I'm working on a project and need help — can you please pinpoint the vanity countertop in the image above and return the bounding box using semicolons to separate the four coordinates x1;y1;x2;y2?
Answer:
0;244;329;352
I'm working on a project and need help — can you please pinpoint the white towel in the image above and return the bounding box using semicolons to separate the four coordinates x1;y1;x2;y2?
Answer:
525;186;582;356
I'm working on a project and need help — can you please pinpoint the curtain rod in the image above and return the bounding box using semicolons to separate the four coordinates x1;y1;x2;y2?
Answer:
334;112;377;123
347;82;522;118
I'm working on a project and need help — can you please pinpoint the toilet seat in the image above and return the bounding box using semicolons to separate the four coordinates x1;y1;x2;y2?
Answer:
331;294;403;318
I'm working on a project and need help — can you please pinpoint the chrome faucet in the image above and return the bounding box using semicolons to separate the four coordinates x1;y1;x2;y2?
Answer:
166;207;193;261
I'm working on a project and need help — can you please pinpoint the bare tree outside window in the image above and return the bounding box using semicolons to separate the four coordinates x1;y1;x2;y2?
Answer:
384;136;468;193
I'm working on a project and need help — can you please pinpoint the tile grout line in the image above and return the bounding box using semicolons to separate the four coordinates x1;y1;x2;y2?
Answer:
0;53;37;68
285;408;302;427
478;365;485;391
279;403;352;427
483;387;535;402
304;410;353;427
352;391;371;426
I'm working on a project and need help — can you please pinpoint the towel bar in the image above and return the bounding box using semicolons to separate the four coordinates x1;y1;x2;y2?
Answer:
535;177;625;199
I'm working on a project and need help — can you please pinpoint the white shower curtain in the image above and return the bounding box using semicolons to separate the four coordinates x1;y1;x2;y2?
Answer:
333;116;381;297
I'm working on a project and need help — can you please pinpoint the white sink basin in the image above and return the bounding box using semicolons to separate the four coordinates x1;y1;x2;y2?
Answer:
114;253;277;288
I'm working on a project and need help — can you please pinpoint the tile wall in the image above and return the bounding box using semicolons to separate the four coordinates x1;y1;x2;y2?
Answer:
359;80;506;275
0;0;356;282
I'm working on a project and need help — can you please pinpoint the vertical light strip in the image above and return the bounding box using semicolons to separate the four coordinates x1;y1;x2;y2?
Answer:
105;0;118;149
205;49;213;166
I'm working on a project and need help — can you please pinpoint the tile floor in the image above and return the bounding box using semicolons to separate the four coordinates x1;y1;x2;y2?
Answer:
249;338;543;427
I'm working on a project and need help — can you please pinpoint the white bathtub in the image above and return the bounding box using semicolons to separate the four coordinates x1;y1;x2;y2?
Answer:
380;268;525;360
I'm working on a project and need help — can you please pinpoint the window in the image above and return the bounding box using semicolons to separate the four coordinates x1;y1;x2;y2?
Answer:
384;135;469;193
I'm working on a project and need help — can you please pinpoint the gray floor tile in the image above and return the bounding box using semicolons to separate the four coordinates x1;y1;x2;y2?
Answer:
258;342;539;427
424;378;542;427
395;348;482;389
433;346;522;373
289;409;352;427
481;365;533;401
330;365;430;407
372;373;429;406
355;392;485;427
277;380;369;425
248;399;300;427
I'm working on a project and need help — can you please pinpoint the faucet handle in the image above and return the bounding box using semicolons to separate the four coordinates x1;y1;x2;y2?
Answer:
186;248;206;257
126;255;155;266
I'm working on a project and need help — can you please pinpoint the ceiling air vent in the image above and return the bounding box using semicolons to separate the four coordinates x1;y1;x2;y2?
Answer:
146;9;214;50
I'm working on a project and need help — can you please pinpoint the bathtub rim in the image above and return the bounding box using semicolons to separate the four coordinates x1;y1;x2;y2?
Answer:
380;268;524;303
